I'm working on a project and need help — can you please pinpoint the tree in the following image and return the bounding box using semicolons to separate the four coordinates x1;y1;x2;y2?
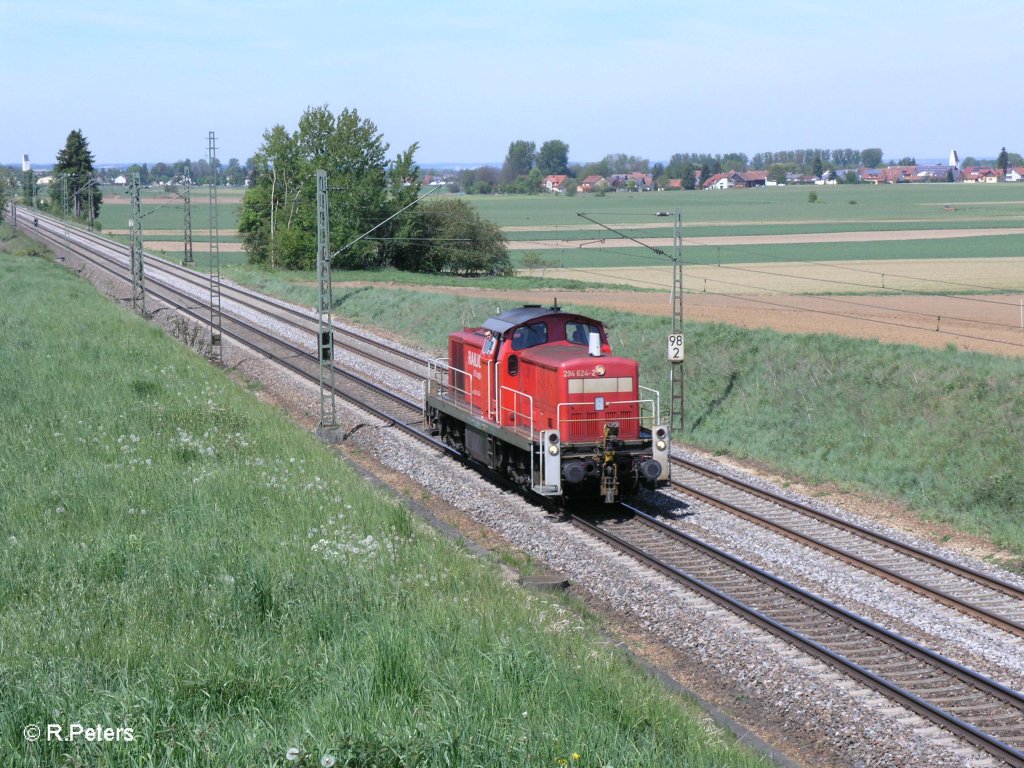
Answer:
50;129;102;222
224;158;243;186
393;198;511;276
239;105;411;270
996;146;1009;173
536;140;569;175
502;140;536;182
0;167;14;215
861;148;883;168
767;163;790;185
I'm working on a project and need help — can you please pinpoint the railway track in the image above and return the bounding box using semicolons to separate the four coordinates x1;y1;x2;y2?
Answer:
666;455;1024;638
578;505;1024;767
12;206;433;447
11;203;1024;763
22;207;429;379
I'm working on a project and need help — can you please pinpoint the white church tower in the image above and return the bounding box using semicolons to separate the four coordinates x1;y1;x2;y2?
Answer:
948;149;960;169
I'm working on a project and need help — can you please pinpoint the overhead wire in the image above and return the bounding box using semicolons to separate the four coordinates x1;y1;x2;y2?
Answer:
518;216;1023;327
547;213;1024;350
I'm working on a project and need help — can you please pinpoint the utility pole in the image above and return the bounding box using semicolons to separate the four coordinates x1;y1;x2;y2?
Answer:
315;169;337;432
182;174;194;266
62;174;70;255
129;172;146;315
669;208;684;436
21;154;32;211
208;131;222;362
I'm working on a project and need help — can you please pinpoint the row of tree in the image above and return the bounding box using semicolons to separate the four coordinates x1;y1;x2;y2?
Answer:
449;143;892;194
119;158;246;187
448;143;1023;195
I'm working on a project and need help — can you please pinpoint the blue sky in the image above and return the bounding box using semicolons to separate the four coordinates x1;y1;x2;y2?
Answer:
2;0;1021;167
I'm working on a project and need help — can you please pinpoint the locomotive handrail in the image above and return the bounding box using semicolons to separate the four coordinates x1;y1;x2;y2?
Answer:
556;398;657;441
425;357;449;397
639;385;661;424
497;386;534;441
427;357;481;417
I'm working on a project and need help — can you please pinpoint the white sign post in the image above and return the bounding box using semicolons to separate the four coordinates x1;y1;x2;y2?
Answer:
668;333;684;363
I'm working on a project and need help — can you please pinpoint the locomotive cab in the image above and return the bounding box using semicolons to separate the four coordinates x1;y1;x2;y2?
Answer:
425;304;669;503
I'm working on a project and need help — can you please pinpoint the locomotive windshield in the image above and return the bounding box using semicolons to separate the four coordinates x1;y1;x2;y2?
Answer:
511;322;549;351
566;320;600;346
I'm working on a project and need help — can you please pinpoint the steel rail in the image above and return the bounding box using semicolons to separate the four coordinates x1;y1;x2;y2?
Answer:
668;457;1024;637
576;504;1024;767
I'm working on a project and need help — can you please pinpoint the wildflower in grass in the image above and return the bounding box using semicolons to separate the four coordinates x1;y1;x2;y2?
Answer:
286;747;301;761
321;755;336;768
573;753;581;761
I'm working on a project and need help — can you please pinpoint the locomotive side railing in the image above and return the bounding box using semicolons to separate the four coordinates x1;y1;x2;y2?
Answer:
497;386;534;442
426;357;481;418
639;385;661;425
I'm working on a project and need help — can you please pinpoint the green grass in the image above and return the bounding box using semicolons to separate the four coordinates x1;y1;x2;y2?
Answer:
464;183;1024;228
95;186;242;232
0;225;769;767
509;234;1024;272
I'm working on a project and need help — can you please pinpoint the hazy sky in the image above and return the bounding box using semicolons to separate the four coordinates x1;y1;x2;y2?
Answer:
3;1;1020;167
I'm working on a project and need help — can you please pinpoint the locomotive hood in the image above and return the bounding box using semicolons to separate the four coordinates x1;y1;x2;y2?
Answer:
520;344;638;379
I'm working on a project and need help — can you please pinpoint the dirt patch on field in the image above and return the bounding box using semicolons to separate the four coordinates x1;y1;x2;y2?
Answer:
138;241;247;253
106;229;240;237
510;227;1024;250
355;274;1024;358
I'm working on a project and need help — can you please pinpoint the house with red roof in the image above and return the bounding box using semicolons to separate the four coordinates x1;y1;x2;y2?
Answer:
543;174;569;192
577;174;606;192
961;167;1003;183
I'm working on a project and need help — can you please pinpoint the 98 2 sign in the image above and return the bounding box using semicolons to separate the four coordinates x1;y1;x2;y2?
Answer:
667;333;684;363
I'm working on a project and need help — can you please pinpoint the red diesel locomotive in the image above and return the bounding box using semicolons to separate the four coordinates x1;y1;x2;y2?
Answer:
424;304;670;503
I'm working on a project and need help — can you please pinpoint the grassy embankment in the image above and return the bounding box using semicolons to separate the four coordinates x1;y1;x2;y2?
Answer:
0;224;770;767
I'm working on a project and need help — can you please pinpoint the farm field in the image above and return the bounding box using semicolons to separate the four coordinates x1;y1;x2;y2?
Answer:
464;184;1024;357
89;181;1024;358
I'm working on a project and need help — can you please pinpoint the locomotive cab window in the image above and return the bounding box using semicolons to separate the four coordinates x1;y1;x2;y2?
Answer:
511;322;548;351
566;321;600;346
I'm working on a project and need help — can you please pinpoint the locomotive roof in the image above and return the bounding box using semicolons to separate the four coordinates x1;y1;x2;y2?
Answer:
482;305;598;334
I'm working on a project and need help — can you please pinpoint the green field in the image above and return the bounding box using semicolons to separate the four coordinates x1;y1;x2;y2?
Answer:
86;182;1024;279
466;182;1024;229
95;186;242;233
508;234;1024;270
464;183;1024;272
0;225;770;768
